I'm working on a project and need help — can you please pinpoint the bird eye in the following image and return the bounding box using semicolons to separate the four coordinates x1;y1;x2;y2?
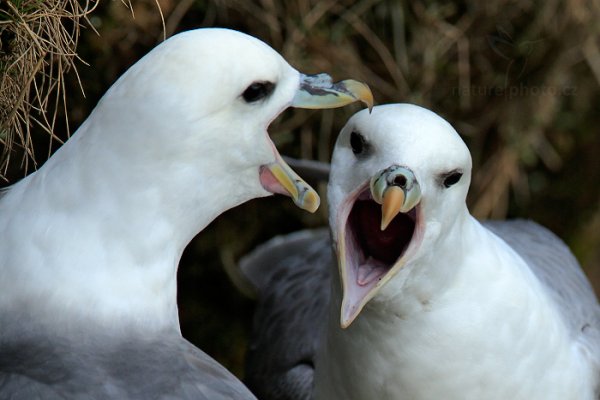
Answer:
350;131;367;155
442;171;463;188
242;81;275;103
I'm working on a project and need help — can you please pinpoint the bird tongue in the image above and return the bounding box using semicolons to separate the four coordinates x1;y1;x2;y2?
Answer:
357;258;388;286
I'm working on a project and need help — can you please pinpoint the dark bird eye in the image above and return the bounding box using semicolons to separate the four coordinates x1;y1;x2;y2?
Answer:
350;131;367;155
242;81;275;103
443;172;463;188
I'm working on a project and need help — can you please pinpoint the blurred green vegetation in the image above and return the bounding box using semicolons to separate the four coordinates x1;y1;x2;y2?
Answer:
1;0;599;377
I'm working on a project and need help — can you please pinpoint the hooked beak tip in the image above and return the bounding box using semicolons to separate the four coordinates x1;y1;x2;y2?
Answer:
341;79;374;111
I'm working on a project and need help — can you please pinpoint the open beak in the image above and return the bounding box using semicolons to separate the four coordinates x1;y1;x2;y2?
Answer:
259;73;373;213
259;151;320;213
292;73;373;112
337;165;422;328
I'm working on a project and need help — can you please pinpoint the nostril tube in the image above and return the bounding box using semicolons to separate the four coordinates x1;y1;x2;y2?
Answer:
370;165;419;206
393;175;407;188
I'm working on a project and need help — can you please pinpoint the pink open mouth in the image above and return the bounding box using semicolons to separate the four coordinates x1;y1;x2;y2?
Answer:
337;184;421;326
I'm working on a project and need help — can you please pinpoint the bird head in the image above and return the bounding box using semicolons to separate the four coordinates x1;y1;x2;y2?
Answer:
327;104;472;327
91;28;372;216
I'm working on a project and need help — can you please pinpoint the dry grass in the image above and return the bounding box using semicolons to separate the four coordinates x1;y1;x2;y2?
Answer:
195;0;599;240
221;0;600;220
0;0;100;178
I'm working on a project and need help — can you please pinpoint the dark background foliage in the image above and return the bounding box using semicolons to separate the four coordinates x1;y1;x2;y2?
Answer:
1;0;599;377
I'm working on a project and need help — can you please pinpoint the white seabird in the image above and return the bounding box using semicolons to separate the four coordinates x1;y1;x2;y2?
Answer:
0;28;372;399
241;104;600;400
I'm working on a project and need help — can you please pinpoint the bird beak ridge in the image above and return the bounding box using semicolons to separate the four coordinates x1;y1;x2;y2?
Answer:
292;73;373;112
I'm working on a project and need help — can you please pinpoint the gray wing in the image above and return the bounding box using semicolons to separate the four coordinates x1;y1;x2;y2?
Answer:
0;333;256;400
241;229;332;400
484;219;600;370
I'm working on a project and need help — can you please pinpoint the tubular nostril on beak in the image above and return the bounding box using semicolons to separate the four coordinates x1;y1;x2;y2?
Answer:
385;166;416;191
370;165;422;230
371;165;418;203
393;174;407;188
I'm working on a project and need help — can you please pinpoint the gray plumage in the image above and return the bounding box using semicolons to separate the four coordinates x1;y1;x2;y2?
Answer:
0;330;254;400
242;229;331;400
241;220;600;400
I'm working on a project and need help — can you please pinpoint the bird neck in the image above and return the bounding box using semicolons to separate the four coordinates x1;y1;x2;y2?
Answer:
0;105;258;337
